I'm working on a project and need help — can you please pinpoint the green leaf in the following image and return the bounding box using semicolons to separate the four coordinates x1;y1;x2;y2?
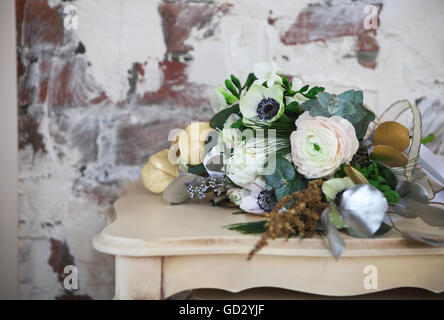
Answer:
230;74;242;90
265;157;307;200
225;79;240;98
355;161;400;203
303;86;324;99
375;161;398;190
282;76;291;89
209;103;240;130
298;84;309;93
187;163;206;175
285;101;299;113
422;133;435;145
217;86;238;104
230;118;244;129
226;221;268;234
243;73;258;90
232;210;248;215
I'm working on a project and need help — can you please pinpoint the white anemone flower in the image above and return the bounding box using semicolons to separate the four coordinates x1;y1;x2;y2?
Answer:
239;85;284;125
227;177;276;214
253;62;283;87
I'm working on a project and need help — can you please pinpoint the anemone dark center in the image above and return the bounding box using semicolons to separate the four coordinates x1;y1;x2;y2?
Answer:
257;190;277;212
257;98;280;121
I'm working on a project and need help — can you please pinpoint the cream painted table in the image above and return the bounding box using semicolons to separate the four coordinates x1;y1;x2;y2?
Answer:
93;182;444;300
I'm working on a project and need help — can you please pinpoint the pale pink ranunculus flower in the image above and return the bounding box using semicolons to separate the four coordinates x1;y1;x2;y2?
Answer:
290;112;359;179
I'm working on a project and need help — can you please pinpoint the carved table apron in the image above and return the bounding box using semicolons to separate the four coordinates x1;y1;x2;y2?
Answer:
92;182;444;300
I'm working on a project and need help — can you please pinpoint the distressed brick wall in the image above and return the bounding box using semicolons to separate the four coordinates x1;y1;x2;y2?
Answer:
16;0;444;299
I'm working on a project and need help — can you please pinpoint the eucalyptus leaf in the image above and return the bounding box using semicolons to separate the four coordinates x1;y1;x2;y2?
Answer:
265;157;295;189
301;89;375;140
352;105;375;140
265;157;307;200
301;99;329;117
317;92;332;109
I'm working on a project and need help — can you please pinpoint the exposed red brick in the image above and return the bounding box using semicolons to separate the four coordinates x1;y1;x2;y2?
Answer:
159;2;232;53
281;3;382;45
48;239;75;284
137;61;209;108
20;0;64;48
45;56;108;107
38;58;52;103
18;115;46;154
281;2;382;69
18;55;107;108
69;118;100;164
15;0;26;44
114;118;196;166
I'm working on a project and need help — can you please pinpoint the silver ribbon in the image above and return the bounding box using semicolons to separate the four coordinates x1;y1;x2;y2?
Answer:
202;146;224;177
320;208;345;260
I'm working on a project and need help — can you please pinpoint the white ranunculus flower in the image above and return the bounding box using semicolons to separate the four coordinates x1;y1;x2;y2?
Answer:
290;112;359;179
253;62;283;87
224;145;267;188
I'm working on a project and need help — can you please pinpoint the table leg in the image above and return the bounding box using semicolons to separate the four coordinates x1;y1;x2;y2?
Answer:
114;256;162;300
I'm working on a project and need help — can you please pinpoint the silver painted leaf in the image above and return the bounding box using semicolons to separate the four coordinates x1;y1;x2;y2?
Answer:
390;217;444;246
391;181;444;226
162;173;199;204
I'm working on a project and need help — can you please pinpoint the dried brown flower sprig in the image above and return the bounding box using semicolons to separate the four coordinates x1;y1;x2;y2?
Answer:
247;179;328;260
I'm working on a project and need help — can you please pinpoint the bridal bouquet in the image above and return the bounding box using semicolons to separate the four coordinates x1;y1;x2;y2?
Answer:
141;62;444;259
